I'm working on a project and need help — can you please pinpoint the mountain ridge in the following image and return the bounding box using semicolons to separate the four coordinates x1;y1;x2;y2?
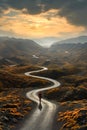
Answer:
51;36;87;47
0;37;43;58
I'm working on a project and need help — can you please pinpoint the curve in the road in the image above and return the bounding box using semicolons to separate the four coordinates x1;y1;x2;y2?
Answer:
20;66;60;130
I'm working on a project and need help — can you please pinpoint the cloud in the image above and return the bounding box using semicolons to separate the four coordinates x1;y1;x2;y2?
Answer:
58;0;87;27
0;0;43;15
1;0;86;27
0;29;17;37
0;10;84;39
42;0;87;27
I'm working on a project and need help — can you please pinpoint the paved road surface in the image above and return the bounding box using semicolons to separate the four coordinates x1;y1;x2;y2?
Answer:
20;67;60;130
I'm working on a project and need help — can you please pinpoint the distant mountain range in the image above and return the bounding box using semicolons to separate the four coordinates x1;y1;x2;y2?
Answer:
33;37;60;47
33;36;87;47
49;36;87;63
51;36;87;46
0;36;87;65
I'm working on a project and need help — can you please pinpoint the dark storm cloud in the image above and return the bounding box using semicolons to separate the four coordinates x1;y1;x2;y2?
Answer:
42;0;87;27
0;0;87;27
58;0;87;27
0;0;42;14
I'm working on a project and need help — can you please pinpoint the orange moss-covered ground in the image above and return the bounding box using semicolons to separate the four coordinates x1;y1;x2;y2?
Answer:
58;100;87;130
0;65;51;130
0;89;32;130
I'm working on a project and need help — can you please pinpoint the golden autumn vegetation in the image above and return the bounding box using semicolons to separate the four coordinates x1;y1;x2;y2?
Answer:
58;102;87;130
0;63;87;130
36;64;87;130
4;64;39;74
0;65;51;130
0;65;51;91
0;89;32;130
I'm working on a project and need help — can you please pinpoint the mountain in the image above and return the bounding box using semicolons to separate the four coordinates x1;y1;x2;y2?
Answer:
49;36;87;63
33;37;60;47
0;36;87;66
0;37;43;58
48;42;87;65
51;36;87;46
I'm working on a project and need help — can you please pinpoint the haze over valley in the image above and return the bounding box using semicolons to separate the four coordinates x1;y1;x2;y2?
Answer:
0;35;87;66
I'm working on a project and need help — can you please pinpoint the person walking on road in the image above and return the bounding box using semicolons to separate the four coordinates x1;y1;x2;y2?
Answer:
38;92;43;110
38;92;42;103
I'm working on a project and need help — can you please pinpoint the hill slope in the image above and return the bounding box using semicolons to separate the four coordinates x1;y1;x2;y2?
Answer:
49;40;87;64
0;37;42;58
32;36;87;67
51;36;87;45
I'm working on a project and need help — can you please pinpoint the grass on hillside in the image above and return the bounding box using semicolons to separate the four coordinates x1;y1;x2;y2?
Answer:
0;65;51;130
35;64;87;130
58;100;87;130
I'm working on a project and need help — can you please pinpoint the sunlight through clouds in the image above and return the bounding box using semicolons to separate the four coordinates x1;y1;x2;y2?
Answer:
0;8;85;38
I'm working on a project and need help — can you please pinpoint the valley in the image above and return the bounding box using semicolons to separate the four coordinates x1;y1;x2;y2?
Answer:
0;36;87;130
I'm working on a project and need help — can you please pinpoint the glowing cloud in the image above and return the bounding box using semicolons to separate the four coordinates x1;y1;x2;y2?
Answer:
0;8;85;38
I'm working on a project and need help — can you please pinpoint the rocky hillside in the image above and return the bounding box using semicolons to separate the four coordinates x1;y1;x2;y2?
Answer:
0;37;43;58
49;43;87;64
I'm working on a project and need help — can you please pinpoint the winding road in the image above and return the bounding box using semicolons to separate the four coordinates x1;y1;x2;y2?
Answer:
20;66;60;130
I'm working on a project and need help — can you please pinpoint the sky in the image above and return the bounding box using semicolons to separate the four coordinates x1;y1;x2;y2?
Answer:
0;0;87;46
